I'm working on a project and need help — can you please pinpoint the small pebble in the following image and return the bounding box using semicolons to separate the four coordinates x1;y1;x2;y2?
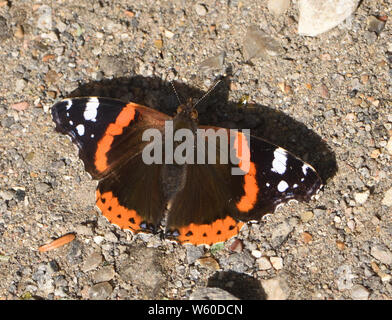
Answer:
82;252;103;272
93;266;115;283
195;4;208;16
302;232;313;244
89;282;112;300
300;211;314;223
11;101;29;111
261;277;288;300
270;257;283;270
382;187;392;206
267;0;290;16
354;190;369;205
351;284;369;300
197;257;220;271
370;245;392;265
164;30;174;38
367;16;386;35
186;245;204;264
251;250;262;258
229;239;243;253
257;257;272;270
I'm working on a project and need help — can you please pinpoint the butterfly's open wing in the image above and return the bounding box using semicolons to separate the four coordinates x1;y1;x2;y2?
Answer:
166;126;322;245
51;97;170;178
52;97;171;233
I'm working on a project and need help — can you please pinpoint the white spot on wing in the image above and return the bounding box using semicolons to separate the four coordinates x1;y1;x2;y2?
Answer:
91;134;95;138
271;148;287;175
76;124;85;136
69;120;73;125
84;97;99;122
293;184;298;188
65;99;72;110
266;182;270;187
277;180;289;192
302;164;310;176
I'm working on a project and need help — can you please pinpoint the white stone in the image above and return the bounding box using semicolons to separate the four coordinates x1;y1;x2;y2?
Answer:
354;190;369;205
164;30;174;38
251;250;262;258
298;0;359;36
261;277;288;300
195;4;208;16
386;137;392;155
268;0;290;16
270;257;283;270
382;187;392;206
257;257;272;270
371;245;392;265
351;285;369;300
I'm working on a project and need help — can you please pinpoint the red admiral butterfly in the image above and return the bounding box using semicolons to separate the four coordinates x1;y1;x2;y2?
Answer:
51;88;322;246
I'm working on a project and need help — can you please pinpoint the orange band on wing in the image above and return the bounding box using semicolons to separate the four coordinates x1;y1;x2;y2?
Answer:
234;132;259;212
96;189;143;232
95;103;137;172
176;216;244;245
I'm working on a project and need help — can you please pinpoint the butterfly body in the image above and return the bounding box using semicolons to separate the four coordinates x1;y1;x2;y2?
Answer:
52;94;322;246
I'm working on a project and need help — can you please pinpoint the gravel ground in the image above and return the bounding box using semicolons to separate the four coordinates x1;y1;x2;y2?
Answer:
0;0;392;300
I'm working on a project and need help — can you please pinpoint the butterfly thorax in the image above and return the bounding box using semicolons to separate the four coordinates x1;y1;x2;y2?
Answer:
173;98;198;133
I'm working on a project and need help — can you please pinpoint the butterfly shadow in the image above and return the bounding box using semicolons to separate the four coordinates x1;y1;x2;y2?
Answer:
65;74;337;183
207;270;267;300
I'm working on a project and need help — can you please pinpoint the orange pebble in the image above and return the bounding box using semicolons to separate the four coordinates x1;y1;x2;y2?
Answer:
38;234;75;252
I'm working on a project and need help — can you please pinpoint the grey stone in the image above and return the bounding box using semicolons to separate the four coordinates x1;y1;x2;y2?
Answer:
367;16;386;36
35;182;51;193
267;0;290;16
66;240;83;264
351;284;369;300
370;245;392;265
261;277;289;300
1;116;15;128
190;287;239;300
0;16;10;41
298;0;359;36
243;26;284;60
195;4;208;16
271;221;293;248
89;282;112;300
82;252;103;272
37;5;53;30
336;265;356;290
382;187;392;206
0;190;14;201
186;245;204;264
15;79;27;92
93;266;115;283
118;247;165;294
200;51;225;72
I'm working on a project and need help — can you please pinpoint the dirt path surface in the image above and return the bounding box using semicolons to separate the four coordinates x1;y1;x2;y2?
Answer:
0;1;391;300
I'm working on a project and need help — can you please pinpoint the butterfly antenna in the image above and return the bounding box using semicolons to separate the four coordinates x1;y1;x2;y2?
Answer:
194;79;222;108
171;81;182;105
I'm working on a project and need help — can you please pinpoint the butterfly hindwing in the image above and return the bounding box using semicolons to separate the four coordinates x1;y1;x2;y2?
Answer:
96;153;165;233
232;134;322;221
